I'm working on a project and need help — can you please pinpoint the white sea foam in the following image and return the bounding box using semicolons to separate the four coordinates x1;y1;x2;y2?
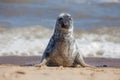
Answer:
0;26;120;58
0;38;48;56
77;40;120;58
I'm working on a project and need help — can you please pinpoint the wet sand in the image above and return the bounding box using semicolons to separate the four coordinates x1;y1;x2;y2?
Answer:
0;56;120;80
0;56;120;67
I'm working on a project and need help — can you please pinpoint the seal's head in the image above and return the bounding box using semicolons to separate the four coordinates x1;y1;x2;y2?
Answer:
55;13;73;31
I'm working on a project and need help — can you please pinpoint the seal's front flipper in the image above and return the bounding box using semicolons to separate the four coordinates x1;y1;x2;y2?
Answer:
34;59;47;67
74;53;95;68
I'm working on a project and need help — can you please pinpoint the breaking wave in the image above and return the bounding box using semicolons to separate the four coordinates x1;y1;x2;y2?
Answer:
0;26;120;58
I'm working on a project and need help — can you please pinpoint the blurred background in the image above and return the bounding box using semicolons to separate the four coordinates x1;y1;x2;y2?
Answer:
0;0;120;58
0;0;120;29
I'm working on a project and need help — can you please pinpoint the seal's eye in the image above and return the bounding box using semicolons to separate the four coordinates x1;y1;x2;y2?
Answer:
68;17;72;20
69;18;72;20
58;18;63;21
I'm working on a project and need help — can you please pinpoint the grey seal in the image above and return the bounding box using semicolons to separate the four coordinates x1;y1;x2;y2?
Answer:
35;13;93;67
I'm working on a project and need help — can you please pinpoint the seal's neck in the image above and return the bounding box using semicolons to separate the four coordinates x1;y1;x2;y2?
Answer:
53;27;74;40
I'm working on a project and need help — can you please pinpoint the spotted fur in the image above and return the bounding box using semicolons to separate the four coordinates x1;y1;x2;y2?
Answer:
35;13;93;67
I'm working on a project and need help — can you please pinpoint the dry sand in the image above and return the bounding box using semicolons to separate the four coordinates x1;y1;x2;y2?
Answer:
0;65;119;80
0;56;119;80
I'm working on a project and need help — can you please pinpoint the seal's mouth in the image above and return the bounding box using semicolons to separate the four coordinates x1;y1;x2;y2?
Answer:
61;22;70;29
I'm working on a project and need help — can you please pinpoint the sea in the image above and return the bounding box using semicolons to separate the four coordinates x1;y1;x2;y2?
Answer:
0;0;120;58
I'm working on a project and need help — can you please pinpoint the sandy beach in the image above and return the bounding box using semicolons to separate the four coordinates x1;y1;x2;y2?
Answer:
0;56;119;80
0;65;119;80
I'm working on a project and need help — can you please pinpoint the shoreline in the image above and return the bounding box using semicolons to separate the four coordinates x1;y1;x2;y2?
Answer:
0;56;119;67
